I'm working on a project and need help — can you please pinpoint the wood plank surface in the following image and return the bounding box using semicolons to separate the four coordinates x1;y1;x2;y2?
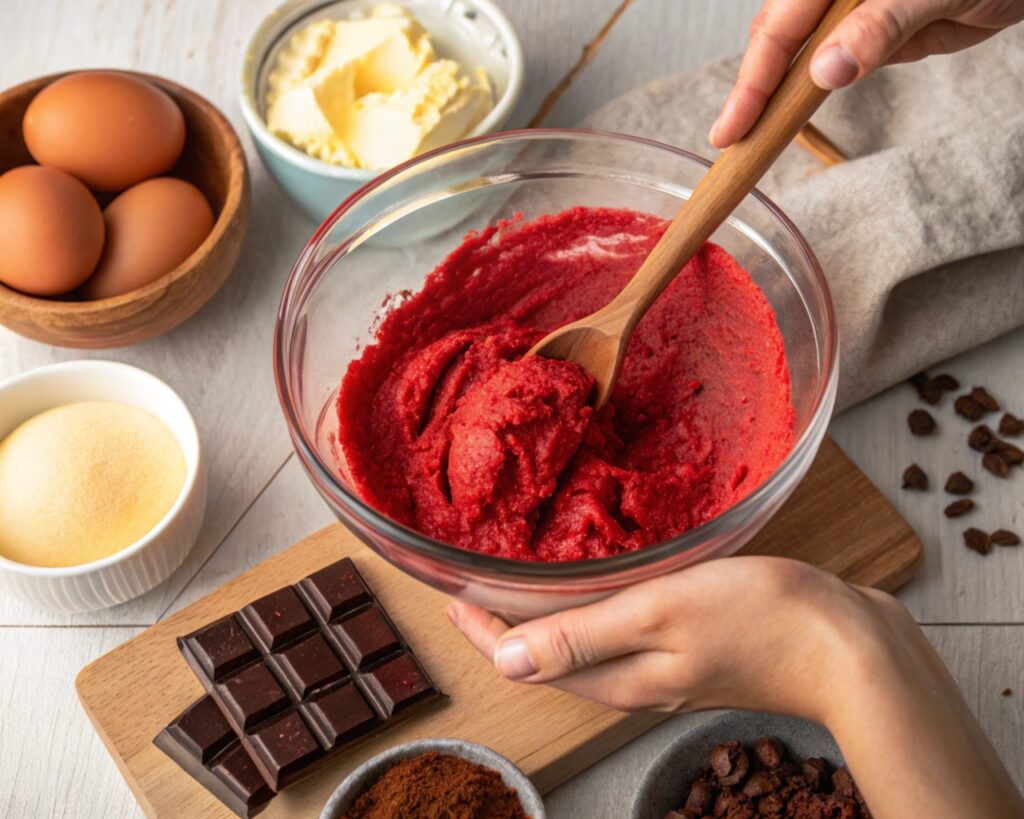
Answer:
76;435;921;819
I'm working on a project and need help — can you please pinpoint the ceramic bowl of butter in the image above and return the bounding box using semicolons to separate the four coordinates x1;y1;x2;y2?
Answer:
0;360;206;611
240;0;523;223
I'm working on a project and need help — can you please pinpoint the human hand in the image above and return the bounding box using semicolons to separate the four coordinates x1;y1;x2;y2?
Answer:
447;556;884;721
448;556;1024;818
710;0;1024;148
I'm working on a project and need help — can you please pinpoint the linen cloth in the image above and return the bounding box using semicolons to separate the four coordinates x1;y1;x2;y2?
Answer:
580;26;1024;411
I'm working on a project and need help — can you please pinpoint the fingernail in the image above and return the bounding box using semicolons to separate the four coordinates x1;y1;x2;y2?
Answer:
494;637;538;680
707;116;721;146
811;45;858;89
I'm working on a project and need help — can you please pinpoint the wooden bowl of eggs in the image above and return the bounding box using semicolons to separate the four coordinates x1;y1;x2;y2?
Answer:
0;70;250;348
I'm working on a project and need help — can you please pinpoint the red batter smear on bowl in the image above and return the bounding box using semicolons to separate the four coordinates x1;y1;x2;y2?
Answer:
336;207;794;561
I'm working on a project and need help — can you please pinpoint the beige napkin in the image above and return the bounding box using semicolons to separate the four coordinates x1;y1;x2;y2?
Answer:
580;26;1024;411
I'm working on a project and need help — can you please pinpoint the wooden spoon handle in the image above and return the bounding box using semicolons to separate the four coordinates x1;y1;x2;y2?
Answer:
614;0;861;321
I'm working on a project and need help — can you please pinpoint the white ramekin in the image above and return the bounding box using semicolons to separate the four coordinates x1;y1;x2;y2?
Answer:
0;361;206;612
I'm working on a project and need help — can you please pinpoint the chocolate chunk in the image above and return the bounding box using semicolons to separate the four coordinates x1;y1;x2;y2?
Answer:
154;695;273;817
944;499;975;518
216;663;289;731
964;528;993;555
982;451;1010;478
944;471;974;494
1003;688;1014;697
177;559;442;793
907;409;936;436
801;757;829;792
683;778;717;814
968;425;995;452
295;562;371;623
992;529;1021;547
269;633;347;700
181;616;260;682
239;588;316;653
970;387;1000;412
248;711;323;789
742;770;778;797
752;736;786;769
955;395;986;421
329;605;401;670
901;463;928;490
909;372;941;404
993;439;1024;466
301;682;377;749
710;741;749;786
362;653;437;717
832;766;856;797
999;412;1023;437
931;373;960;392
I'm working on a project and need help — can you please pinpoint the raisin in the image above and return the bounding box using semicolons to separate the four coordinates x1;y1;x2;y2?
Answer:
964;528;993;555
908;409;936;435
991;529;1020;547
944;499;975;518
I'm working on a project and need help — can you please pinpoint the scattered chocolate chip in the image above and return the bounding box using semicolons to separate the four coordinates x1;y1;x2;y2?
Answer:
742;771;778;798
931;373;960;392
999;412;1023;437
909;371;946;405
982;451;1010;478
970;387;1000;412
752;737;785;769
902;463;928;490
944;499;975;518
964;528;993;555
908;409;937;435
710;741;749;786
968;425;995;452
993;439;1024;466
801;758;830;793
832;767;856;798
1003;688;1014;697
944;472;974;494
955;395;986;421
992;529;1021;547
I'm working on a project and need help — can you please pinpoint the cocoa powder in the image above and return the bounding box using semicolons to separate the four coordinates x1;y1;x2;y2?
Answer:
342;752;530;819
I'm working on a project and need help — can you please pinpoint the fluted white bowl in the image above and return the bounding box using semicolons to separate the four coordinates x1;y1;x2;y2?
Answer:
0;361;206;612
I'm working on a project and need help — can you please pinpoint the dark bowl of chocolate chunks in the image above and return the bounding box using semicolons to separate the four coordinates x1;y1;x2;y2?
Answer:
631;711;871;819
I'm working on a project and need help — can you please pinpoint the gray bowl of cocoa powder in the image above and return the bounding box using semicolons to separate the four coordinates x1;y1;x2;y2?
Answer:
319;737;546;819
630;711;846;819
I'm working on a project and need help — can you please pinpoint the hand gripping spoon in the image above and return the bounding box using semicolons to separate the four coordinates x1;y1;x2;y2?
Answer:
528;0;860;407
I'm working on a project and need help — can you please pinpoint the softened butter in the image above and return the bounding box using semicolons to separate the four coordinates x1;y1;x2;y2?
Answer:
266;3;493;169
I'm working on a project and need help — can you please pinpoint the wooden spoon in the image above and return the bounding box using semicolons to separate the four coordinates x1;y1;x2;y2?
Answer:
529;0;860;407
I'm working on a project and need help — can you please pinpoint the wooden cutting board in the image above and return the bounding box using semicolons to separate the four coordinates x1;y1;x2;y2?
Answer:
77;437;921;818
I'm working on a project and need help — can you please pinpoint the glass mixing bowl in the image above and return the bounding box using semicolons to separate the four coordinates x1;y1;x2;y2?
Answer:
275;130;838;619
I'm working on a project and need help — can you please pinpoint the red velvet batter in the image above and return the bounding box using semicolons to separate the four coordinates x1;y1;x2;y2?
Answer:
336;207;794;561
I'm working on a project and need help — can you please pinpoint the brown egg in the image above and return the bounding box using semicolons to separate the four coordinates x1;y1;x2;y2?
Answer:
80;177;214;300
0;165;105;296
23;71;186;192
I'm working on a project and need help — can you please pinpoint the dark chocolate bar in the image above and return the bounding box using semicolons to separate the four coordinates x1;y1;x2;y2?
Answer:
177;558;442;791
154;695;274;817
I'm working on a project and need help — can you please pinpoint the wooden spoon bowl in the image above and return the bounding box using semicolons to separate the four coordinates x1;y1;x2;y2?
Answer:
0;71;250;348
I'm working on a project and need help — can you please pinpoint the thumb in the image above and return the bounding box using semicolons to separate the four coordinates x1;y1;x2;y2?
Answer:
810;0;954;89
492;593;661;683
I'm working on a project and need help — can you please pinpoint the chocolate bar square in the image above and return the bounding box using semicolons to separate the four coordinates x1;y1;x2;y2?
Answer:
176;558;442;793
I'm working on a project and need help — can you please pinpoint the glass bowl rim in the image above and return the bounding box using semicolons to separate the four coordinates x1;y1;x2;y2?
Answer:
274;127;839;580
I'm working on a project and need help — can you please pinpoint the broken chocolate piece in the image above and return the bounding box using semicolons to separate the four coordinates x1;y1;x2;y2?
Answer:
991;529;1021;547
931;374;960;392
902;463;928;490
944;472;974;494
968;425;995;452
964;528;993;556
710;741;749;786
999;412;1023;437
944;499;975;518
154;695;273;817
970;387;1000;412
955;395;986;421
907;409;936;436
982;451;1010;479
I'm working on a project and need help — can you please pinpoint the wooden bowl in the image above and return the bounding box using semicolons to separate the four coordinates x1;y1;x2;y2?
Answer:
0;71;250;348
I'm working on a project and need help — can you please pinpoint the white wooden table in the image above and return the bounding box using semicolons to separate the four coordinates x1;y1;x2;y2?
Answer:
1;2;1021;816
